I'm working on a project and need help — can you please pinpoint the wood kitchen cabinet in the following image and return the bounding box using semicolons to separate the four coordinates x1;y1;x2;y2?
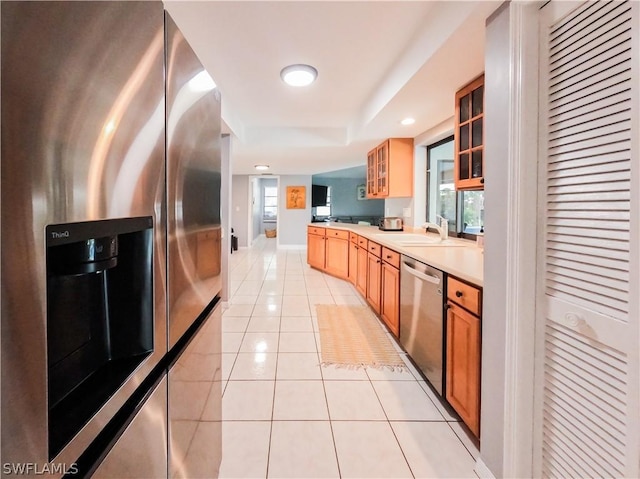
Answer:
380;247;400;337
307;226;326;270
446;276;482;438
324;229;350;279
365;241;382;314
454;75;484;190
348;233;358;285
366;138;414;198
305;228;403;342
366;150;377;199
355;236;368;297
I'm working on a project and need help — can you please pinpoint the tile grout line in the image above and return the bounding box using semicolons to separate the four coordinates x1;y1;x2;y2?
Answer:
317;331;343;479
445;421;480;464
366;364;417;479
262;241;276;479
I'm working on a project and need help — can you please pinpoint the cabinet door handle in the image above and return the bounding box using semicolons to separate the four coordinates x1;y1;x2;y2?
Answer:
386;255;392;259
455;290;463;298
376;260;381;264
480;178;485;184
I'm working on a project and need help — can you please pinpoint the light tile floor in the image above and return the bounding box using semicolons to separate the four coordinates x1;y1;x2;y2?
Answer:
220;236;479;479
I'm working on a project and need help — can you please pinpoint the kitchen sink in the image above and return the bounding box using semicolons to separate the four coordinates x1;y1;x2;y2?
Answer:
373;233;465;247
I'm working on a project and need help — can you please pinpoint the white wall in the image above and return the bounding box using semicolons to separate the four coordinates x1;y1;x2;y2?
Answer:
481;7;508;475
231;175;249;247
483;3;541;477
232;174;310;247
278;174;312;246
408;117;454;229
312;177;384;218
383;197;413;225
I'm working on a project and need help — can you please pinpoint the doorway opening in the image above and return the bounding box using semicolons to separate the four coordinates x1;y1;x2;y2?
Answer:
248;176;279;246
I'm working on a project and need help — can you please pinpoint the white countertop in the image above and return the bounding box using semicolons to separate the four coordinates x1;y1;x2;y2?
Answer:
309;222;484;287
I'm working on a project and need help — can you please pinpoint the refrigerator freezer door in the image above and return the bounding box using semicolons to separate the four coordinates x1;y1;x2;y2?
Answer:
169;303;222;478
92;377;168;479
165;12;223;349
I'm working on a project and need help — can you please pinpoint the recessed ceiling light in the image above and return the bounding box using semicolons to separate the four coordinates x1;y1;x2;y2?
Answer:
255;165;270;171
401;117;415;126
280;64;318;87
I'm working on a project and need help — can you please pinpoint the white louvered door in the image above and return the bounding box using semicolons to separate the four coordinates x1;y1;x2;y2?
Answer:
537;1;639;478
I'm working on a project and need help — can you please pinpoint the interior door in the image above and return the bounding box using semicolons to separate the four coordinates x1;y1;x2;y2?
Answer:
536;1;639;477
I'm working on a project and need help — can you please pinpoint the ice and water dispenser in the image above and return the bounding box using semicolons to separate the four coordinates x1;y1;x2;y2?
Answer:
45;217;154;458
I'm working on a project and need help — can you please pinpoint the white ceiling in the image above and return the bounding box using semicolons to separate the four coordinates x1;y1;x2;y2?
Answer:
164;1;500;176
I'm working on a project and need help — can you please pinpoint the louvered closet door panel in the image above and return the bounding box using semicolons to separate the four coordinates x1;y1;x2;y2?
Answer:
539;1;639;478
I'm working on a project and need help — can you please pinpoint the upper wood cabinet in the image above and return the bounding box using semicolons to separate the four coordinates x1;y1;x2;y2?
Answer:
454;75;484;190
366;138;414;198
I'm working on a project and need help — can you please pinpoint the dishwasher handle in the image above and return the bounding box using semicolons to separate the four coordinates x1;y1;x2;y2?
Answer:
402;261;441;285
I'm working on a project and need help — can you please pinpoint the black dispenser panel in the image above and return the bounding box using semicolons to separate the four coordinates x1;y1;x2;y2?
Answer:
45;217;154;459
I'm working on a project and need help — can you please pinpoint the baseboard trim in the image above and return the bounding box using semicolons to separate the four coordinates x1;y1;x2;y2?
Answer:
475;457;496;479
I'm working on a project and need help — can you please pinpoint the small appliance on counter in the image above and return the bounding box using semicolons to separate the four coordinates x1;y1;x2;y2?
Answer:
379;217;404;231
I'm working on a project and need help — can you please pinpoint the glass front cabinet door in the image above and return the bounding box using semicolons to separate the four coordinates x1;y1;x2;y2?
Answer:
455;75;484;190
366;149;377;196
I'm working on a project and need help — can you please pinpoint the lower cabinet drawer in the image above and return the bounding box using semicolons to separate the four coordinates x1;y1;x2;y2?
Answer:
326;228;350;240
381;247;400;269
307;226;326;237
367;241;381;257
447;276;481;316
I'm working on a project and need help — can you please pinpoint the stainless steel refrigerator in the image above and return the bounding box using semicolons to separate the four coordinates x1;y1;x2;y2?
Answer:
1;3;222;478
164;11;223;479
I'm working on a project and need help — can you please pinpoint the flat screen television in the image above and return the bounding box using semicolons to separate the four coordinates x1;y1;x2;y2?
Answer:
311;184;328;207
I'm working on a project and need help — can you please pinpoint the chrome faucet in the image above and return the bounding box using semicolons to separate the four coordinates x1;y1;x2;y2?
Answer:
423;215;449;241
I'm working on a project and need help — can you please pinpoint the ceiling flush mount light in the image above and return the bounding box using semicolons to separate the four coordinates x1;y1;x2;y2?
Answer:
255;165;270;171
400;117;415;126
280;64;318;87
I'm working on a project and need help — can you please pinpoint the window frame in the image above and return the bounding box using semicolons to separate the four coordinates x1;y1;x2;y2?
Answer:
426;136;483;241
263;185;278;221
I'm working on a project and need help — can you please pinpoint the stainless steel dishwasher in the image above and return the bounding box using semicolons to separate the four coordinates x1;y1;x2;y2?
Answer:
400;255;445;396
